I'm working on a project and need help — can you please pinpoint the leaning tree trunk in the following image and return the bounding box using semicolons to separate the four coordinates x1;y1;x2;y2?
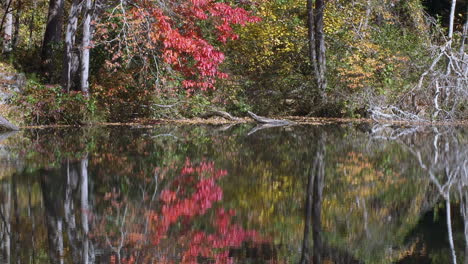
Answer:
41;0;64;81
80;0;92;97
63;0;82;92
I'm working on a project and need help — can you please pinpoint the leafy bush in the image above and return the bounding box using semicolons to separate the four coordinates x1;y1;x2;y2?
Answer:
13;80;96;125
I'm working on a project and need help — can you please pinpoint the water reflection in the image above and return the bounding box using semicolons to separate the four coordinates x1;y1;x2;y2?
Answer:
371;125;467;264
0;124;466;263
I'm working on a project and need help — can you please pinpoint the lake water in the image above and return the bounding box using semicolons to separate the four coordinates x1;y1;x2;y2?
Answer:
0;123;467;264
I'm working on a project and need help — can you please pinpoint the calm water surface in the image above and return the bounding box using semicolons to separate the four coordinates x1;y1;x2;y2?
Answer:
0;123;467;264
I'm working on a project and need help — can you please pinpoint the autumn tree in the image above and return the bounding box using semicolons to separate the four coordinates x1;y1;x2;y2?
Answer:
95;0;259;94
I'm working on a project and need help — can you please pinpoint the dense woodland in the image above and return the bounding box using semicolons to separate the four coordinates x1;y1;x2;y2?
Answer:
0;0;467;125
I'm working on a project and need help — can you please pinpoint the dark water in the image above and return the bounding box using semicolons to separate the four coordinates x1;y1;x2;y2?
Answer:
0;123;467;264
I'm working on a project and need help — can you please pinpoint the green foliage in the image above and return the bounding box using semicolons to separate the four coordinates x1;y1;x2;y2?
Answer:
13;80;96;125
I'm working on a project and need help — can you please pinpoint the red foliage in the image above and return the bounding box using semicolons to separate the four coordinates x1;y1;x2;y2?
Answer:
98;0;259;93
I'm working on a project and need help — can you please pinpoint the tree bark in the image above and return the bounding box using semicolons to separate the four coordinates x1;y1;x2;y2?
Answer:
307;0;327;100
461;3;468;54
80;0;92;96
63;0;82;92
3;0;13;53
448;0;457;42
307;0;317;76
41;0;64;81
314;0;327;97
28;0;37;48
12;0;21;49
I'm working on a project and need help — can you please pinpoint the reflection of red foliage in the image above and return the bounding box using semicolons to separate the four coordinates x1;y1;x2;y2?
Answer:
180;209;258;264
152;160;227;245
101;159;259;263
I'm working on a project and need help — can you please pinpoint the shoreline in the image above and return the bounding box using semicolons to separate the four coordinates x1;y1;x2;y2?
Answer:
12;116;468;130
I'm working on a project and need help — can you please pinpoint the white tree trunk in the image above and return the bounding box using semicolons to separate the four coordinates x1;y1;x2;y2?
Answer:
448;0;457;41
81;0;92;96
3;5;13;53
63;0;82;92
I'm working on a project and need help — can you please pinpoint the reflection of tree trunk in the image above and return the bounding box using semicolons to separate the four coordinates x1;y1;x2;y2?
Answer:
12;174;20;264
300;153;314;264
312;134;325;264
64;160;81;263
41;170;65;264
461;189;468;264
446;198;457;264
0;183;11;264
28;184;36;263
81;156;90;264
300;133;326;264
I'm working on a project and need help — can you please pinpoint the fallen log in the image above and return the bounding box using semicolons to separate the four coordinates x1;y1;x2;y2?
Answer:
247;111;295;125
0;115;19;131
200;110;240;121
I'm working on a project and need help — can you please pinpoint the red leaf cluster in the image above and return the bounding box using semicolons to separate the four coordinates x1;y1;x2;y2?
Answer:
98;0;260;93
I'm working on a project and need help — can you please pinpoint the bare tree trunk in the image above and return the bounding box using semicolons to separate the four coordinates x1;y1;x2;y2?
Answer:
307;0;327;100
80;0;92;96
41;0;64;81
361;0;371;33
28;0;37;48
3;1;13;53
307;0;317;77
448;0;457;42
461;3;468;54
314;0;327;98
12;0;21;49
63;0;82;92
